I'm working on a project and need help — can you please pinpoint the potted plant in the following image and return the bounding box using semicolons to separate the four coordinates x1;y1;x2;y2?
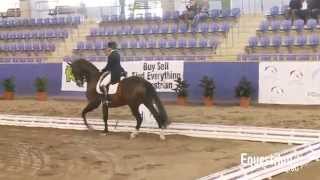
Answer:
173;77;189;105
2;77;15;100
235;77;254;108
199;76;215;106
34;77;48;101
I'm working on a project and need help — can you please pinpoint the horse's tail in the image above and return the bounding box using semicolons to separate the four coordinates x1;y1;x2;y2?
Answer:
146;83;170;128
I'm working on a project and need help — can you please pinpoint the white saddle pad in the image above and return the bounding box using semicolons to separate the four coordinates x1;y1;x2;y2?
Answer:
96;73;125;95
96;83;119;95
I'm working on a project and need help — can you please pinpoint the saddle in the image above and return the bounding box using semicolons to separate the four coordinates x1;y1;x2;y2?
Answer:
96;71;127;95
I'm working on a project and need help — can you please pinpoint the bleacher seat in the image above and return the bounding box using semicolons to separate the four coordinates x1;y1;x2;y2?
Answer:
271;21;281;31
220;23;230;33
260;36;270;47
281;20;292;32
284;36;295;47
272;35;282;47
158;39;167;48
296;35;307;46
209;22;219;32
209;9;220;19
248;37;258;48
259;21;269;32
178;39;187;48
270;6;280;16
168;40;177;48
147;40;157;49
294;19;305;32
309;34;320;46
307;19;317;30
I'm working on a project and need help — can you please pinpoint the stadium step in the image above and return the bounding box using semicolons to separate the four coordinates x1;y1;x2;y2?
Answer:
48;18;99;63
213;14;264;60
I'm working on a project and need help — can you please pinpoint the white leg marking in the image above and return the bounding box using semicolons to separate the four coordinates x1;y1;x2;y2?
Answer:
130;129;139;139
159;129;166;140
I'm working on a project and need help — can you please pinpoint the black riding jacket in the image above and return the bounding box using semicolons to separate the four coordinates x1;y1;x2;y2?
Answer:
101;50;125;84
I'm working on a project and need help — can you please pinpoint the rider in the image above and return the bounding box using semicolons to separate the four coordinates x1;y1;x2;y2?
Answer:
100;41;125;104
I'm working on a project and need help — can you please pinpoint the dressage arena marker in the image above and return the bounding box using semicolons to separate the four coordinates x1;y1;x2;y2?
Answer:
0;114;320;180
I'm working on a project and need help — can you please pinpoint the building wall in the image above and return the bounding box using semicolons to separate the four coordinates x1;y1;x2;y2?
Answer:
20;0;31;18
0;62;258;102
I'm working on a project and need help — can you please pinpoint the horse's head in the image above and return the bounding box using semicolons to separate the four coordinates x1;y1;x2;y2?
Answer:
68;61;86;87
67;59;100;87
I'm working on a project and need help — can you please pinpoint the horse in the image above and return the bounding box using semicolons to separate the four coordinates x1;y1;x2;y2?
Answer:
68;59;170;140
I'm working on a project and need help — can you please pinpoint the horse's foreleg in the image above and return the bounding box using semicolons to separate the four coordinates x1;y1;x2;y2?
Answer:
82;100;100;130
129;104;142;139
102;104;109;134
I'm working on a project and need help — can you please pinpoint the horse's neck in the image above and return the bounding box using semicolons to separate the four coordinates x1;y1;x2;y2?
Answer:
82;65;100;84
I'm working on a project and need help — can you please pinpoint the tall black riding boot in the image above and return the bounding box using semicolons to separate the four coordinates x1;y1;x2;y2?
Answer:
102;86;110;105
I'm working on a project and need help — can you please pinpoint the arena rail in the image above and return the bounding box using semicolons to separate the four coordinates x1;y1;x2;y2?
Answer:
0;114;320;145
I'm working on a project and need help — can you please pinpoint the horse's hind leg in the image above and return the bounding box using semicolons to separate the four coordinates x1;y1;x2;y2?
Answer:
82;100;100;130
144;102;161;128
128;104;142;139
144;102;166;140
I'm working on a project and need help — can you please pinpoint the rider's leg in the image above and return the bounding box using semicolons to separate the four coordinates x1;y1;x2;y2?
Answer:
99;72;111;104
102;84;110;104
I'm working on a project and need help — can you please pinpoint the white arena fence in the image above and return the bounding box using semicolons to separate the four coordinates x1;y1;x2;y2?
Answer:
199;141;320;180
0;114;320;180
0;114;320;145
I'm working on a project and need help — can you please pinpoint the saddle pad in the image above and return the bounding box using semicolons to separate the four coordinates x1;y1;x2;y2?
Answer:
96;83;119;95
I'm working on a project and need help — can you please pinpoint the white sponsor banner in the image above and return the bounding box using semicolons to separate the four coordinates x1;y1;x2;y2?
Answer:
61;61;184;92
259;61;320;105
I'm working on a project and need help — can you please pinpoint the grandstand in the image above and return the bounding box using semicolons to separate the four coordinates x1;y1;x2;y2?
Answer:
242;4;320;61
0;0;258;63
6;1;316;64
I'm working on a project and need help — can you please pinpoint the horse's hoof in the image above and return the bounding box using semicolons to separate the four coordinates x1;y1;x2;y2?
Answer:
87;125;94;131
160;134;166;140
100;132;108;136
130;132;138;139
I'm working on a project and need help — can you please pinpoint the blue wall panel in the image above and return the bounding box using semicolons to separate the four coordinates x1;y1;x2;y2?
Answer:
0;64;61;95
184;62;259;102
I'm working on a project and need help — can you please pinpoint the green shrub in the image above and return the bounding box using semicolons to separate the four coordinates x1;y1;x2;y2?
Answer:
199;76;215;98
34;77;48;92
2;77;15;92
235;77;254;98
173;77;189;97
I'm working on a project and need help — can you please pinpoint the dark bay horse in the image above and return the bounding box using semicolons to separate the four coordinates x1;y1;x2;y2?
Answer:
68;59;170;139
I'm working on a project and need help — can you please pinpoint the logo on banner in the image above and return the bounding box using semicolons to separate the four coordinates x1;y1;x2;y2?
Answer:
263;65;279;81
270;86;285;96
289;70;303;81
65;65;75;83
308;68;320;97
264;65;278;75
288;69;304;86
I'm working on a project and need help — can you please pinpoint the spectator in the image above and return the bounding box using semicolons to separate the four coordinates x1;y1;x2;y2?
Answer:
180;0;209;28
191;0;209;28
180;0;198;24
308;0;320;21
289;0;308;22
